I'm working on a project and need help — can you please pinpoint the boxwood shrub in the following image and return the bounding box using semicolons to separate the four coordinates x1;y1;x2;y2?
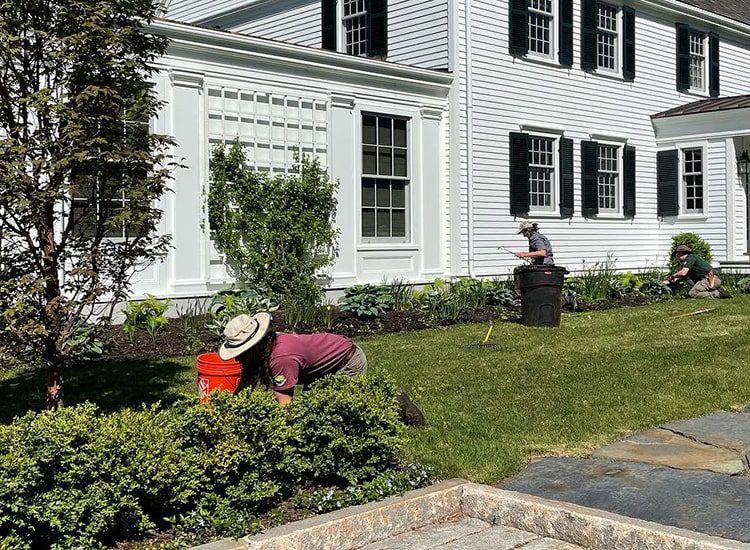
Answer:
0;374;418;548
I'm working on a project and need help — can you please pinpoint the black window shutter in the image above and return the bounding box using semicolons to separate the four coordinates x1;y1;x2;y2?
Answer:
322;0;337;51
509;0;529;57
657;150;679;217
559;0;574;67
367;0;388;57
510;132;530;216
581;140;599;217
709;32;720;97
559;137;574;217
622;6;636;81
624;145;636;218
581;0;597;71
676;23;690;92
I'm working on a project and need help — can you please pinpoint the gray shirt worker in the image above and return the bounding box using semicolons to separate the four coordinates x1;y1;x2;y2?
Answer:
529;233;554;265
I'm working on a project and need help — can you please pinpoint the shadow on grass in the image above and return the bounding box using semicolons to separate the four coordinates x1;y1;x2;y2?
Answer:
0;358;196;423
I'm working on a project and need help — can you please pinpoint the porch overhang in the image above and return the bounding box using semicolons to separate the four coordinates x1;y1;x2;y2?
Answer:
652;95;750;142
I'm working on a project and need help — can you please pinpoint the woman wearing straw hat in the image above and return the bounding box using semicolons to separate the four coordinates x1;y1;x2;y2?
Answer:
218;313;425;425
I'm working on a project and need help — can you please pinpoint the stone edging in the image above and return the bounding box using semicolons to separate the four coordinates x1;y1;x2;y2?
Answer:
193;479;750;549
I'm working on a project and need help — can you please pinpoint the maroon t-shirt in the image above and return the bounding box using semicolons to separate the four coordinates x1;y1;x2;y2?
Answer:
268;333;355;391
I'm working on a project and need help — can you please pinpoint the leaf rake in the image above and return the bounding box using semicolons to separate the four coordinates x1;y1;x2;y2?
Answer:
465;323;501;350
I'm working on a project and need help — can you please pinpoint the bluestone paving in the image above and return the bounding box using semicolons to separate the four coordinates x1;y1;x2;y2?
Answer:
592;428;745;475
500;457;750;543
661;411;750;460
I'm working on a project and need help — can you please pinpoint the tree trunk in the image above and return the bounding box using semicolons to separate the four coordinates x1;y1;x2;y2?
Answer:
45;351;64;410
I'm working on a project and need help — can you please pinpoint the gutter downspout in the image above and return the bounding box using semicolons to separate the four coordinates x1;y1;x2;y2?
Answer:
465;0;476;277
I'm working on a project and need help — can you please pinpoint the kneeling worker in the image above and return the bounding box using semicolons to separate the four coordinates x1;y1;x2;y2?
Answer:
663;245;731;299
219;313;425;425
515;221;554;265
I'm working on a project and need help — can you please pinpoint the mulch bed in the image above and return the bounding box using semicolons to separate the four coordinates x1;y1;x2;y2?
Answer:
101;295;671;364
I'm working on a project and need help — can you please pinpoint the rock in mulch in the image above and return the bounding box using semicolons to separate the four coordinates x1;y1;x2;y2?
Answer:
500;457;750;543
661;411;750;463
592;428;746;475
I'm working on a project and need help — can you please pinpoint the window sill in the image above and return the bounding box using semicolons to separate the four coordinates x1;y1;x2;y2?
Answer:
519;54;566;70
527;211;563;219
594;212;627;220
590;69;628;82
682;89;710;99
678;214;709;221
357;243;418;252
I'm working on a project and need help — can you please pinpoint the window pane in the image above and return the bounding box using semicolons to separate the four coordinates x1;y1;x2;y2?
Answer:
394;148;407;177
392;182;405;208
378;117;392;146
362;208;376;237
363;145;377;174
377;210;390;237
362;115;376;144
393;119;407;147
362;179;375;207
376;181;390;207
392;210;406;237
378;147;392;176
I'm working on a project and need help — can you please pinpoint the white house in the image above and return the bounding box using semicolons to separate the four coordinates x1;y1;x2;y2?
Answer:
134;0;750;299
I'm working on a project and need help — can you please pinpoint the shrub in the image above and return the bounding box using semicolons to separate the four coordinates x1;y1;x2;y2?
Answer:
208;142;339;300
122;295;171;343
0;375;416;548
720;271;750;295
669;233;713;271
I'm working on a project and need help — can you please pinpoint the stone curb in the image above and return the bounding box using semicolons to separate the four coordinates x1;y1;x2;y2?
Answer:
192;479;750;550
462;483;750;550
192;478;465;550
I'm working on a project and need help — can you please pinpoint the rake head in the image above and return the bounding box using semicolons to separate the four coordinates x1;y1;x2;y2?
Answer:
464;323;501;350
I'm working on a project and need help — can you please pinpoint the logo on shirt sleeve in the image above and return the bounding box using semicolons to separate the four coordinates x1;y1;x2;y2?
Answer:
272;374;287;387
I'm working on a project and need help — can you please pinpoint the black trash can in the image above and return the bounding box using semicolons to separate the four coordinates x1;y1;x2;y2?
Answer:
514;265;566;327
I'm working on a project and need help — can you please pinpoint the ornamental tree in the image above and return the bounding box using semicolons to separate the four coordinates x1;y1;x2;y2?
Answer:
0;0;173;409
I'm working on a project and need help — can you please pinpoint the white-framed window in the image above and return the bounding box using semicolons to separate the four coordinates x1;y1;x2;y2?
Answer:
361;114;409;240
682;147;704;214
527;0;554;57
597;144;620;213
689;30;706;92
343;0;368;56
596;2;619;72
529;136;557;212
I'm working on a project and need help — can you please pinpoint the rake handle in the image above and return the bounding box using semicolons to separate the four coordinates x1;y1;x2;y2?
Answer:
483;324;494;344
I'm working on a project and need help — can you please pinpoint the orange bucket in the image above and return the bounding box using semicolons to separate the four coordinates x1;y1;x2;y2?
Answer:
196;352;243;403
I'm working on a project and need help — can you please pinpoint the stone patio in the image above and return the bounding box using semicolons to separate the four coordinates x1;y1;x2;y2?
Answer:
502;408;750;543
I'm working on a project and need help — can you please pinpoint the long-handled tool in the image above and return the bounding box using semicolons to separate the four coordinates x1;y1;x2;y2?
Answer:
465;323;501;350
498;247;533;264
665;308;715;322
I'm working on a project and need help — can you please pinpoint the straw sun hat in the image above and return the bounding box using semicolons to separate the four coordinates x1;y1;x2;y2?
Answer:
218;312;272;360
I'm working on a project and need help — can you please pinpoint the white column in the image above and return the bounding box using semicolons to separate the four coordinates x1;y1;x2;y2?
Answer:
420;106;446;279
168;70;207;295
328;93;358;287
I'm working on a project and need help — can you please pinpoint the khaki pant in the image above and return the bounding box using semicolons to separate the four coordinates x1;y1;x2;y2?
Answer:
689;275;722;299
340;344;368;376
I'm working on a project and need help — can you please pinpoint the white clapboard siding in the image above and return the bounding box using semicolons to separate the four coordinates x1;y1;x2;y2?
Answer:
164;0;241;23
222;0;322;47
388;0;449;70
168;0;450;71
458;0;750;276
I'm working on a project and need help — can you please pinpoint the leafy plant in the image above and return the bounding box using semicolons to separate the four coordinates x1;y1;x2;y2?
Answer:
206;289;279;338
338;285;396;319
720;271;750;295
565;254;622;302
669;233;713;271
282;293;327;330
122;295;171;343
380;278;414;311
62;324;107;360
208;142;339;300
177;299;211;353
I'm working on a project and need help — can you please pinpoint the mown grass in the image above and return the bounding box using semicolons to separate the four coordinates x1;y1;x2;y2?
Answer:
3;296;750;483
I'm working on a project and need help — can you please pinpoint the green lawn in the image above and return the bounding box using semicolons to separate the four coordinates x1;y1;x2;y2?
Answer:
3;296;750;483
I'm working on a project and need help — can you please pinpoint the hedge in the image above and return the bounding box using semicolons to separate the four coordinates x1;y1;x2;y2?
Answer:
0;374;424;548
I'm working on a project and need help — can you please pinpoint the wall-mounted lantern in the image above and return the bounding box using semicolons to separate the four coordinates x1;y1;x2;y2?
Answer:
738;150;750;185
